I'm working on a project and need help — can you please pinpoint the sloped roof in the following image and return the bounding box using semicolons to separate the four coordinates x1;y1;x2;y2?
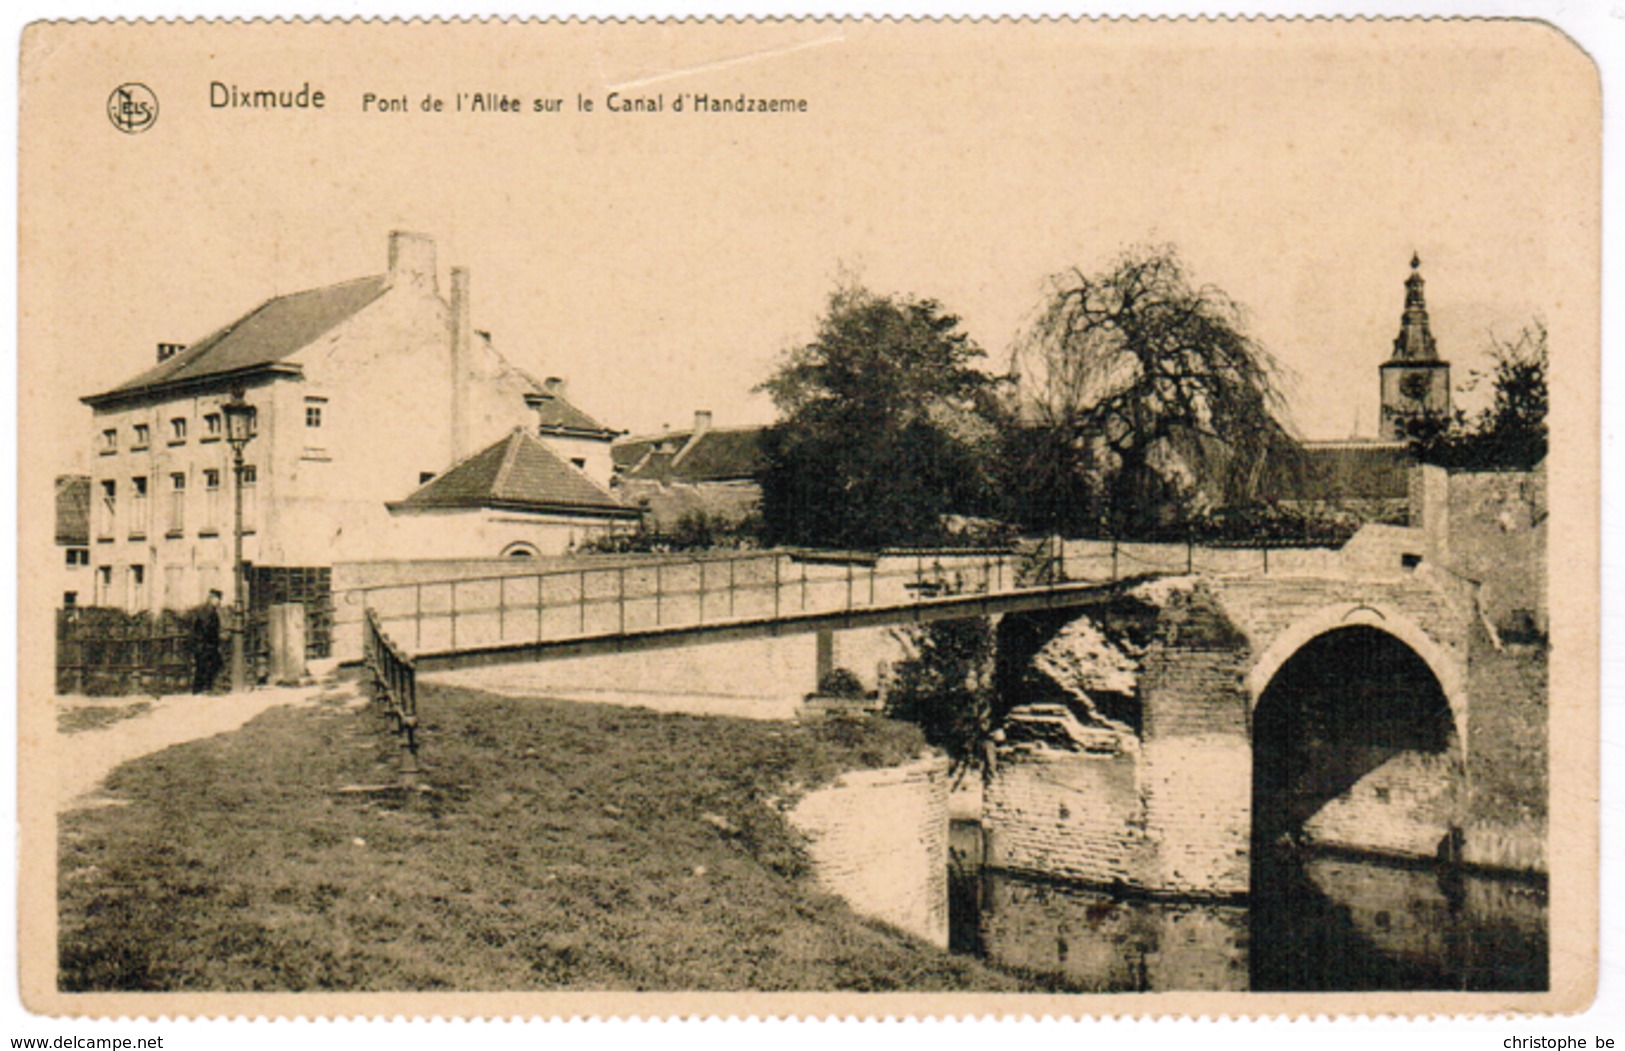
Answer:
85;274;390;405
391;428;640;519
615;425;764;483
612;438;659;471
55;474;90;546
527;392;617;437
1256;441;1413;503
672;428;764;482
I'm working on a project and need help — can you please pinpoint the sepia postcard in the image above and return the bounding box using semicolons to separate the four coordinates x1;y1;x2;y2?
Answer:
16;17;1601;1020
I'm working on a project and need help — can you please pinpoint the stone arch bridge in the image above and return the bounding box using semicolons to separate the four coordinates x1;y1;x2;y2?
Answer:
983;526;1538;900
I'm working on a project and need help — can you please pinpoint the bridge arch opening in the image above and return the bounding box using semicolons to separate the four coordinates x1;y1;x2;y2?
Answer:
1250;624;1475;991
1252;624;1460;851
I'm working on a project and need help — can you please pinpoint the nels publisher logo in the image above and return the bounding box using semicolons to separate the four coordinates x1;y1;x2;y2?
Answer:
107;83;158;134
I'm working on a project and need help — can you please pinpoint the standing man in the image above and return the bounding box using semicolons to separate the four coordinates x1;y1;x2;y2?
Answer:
190;589;225;694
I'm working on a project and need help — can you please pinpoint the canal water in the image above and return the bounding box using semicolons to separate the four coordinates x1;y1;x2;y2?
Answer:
948;820;1547;992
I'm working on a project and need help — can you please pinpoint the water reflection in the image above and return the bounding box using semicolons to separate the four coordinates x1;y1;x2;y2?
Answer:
1250;845;1547;991
950;820;1547;992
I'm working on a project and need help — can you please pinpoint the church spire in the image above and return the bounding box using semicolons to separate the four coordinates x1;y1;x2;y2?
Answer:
1391;252;1439;362
1378;253;1451;440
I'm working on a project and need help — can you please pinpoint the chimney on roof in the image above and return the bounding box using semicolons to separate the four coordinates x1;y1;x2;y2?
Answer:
672;410;713;465
449;266;471;463
388;230;438;293
543;376;568;399
156;342;186;363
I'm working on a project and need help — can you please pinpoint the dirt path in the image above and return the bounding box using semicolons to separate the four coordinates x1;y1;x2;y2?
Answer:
56;684;334;811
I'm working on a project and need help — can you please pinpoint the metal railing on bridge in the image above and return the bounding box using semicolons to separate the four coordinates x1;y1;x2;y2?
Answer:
348;547;1032;659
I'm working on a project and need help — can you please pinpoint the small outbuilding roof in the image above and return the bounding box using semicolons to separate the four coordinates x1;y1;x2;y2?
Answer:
391;428;641;519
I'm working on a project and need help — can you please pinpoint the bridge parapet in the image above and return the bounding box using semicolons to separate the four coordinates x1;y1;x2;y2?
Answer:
1058;523;1433;585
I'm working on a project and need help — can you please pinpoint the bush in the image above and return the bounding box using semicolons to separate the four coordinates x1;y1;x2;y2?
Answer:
579;510;762;555
1181;502;1367;547
815;666;866;698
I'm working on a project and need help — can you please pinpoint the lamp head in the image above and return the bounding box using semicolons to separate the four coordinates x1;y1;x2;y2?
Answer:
222;387;256;448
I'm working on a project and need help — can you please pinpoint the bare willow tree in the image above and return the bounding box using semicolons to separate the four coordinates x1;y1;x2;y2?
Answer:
1006;246;1299;537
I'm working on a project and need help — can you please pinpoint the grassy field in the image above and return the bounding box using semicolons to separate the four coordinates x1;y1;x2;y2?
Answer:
59;682;1040;992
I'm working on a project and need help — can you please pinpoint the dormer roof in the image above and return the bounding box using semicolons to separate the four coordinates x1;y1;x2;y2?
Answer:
524;390;619;439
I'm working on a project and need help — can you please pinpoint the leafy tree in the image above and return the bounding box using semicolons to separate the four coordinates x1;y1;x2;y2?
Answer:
1006;246;1299;536
885;618;998;779
757;283;1002;548
1407;321;1548;469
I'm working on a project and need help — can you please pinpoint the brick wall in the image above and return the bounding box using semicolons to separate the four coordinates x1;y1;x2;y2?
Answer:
247;564;332;659
1462;630;1547;872
985;748;1148;887
787;753;950;947
1443;467;1547;637
1137;627;1253;895
1301;750;1462;857
984;568;1494;894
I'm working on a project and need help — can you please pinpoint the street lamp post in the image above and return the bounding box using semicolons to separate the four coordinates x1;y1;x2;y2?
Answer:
222;388;256;693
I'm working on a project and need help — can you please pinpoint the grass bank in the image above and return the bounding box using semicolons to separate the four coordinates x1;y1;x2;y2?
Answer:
58;700;152;735
59;682;1037;992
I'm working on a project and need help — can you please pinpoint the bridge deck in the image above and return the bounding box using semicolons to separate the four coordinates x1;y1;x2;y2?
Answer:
353;547;1155;672
408;577;1126;673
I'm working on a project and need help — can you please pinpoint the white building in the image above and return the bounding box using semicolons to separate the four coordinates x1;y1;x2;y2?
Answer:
386;428;641;558
80;231;634;628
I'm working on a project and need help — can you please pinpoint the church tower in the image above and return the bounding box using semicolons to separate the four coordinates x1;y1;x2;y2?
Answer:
1379;253;1451;441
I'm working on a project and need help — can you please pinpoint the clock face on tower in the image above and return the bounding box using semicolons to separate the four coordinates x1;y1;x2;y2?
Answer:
1400;372;1432;403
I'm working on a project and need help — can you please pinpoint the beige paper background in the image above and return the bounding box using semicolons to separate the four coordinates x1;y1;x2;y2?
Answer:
17;18;1601;1018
